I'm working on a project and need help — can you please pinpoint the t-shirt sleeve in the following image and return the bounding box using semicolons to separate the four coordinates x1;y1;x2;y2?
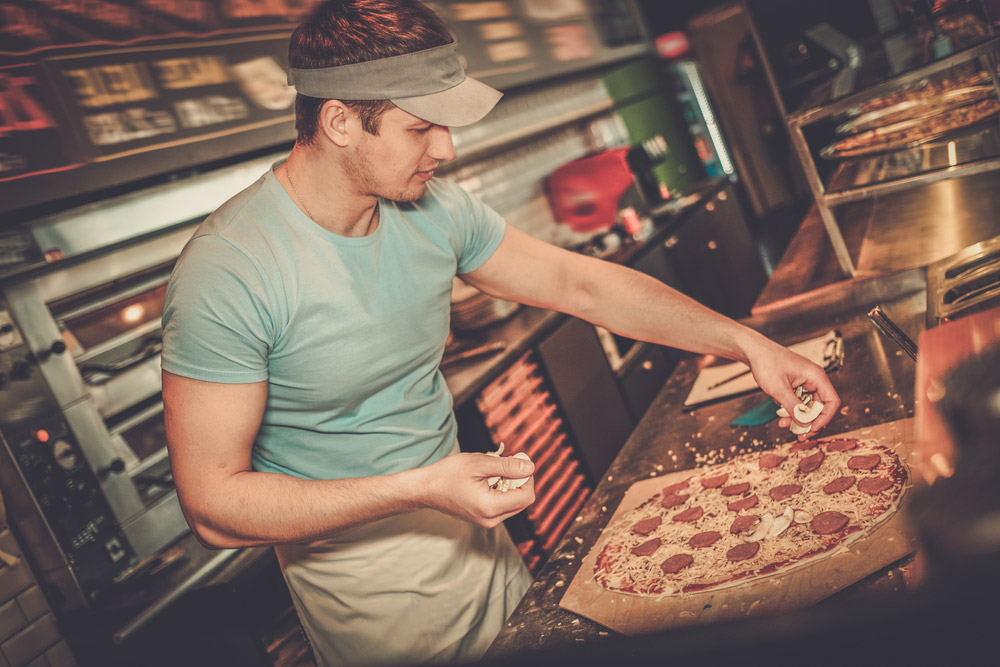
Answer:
161;234;275;383
443;183;507;275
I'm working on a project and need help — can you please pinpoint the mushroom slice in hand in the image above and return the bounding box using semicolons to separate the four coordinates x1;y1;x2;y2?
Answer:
793;400;824;424
507;452;533;490
789;421;812;435
776;406;790;418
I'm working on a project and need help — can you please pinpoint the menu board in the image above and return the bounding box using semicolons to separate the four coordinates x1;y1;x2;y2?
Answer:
0;0;648;219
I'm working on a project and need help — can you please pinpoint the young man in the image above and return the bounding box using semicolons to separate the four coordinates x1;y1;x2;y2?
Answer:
161;1;840;665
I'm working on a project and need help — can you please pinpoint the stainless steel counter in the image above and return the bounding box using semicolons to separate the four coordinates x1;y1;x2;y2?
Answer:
485;274;927;659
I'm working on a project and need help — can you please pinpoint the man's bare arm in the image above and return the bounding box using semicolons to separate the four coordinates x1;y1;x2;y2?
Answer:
462;225;840;433
163;371;534;549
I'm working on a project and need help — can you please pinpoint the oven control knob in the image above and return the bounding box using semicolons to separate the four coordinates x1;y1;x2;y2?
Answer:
39;341;67;361
102;458;126;476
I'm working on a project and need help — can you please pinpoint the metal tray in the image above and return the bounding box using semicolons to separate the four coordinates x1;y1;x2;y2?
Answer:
821;98;1000;159
836;86;995;135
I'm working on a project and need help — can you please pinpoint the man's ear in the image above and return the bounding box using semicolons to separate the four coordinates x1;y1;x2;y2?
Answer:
318;100;353;147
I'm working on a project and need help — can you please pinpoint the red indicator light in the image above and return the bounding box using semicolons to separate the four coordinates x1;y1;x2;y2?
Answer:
36;429;50;443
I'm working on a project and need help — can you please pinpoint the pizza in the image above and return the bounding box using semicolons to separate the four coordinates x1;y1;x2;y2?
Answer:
593;436;909;597
855;71;989;114
824;97;1000;158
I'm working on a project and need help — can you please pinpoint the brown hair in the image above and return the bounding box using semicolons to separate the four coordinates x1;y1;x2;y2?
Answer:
288;0;453;142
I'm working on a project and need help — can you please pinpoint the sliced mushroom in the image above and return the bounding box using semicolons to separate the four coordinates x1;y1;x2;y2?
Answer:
747;513;775;542
793;400;824;424
789;421;812;435
775;406;790;418
508;452;532;489
793;509;813;524
768;507;795;538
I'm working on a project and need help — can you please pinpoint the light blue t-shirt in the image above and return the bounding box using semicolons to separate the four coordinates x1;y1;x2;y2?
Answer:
161;166;506;480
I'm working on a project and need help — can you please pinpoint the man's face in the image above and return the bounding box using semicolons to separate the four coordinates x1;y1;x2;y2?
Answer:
346;106;456;202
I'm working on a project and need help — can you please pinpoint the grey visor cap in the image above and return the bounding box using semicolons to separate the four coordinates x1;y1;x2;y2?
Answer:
392;76;502;127
287;42;502;127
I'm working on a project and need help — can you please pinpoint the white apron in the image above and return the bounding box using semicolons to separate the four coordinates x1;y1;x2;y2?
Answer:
275;500;531;667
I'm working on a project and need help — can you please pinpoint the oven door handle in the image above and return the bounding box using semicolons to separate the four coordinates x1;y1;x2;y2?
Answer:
80;337;162;385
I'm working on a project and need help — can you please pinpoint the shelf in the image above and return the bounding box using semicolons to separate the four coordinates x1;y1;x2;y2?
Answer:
774;25;1000;278
822;121;1000;204
789;35;1000;127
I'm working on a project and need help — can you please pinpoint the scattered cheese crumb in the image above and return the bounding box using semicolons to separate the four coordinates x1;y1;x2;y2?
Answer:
601;506;607;512
649;472;657;477
708;416;716;422
574;536;583;544
655;464;663;471
865;407;871;413
555;580;564;587
598;631;608;636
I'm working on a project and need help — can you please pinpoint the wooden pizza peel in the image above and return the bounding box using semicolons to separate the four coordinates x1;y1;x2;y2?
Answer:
559;418;918;636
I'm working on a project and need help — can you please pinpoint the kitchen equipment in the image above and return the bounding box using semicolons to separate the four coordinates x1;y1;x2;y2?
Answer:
0;153;279;613
868;304;919;360
559;419;917;635
926;235;1000;327
545;148;634;233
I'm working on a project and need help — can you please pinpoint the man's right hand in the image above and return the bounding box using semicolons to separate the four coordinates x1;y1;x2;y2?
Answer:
415;452;535;528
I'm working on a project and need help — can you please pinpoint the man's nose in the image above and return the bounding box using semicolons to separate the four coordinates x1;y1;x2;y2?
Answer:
428;125;455;161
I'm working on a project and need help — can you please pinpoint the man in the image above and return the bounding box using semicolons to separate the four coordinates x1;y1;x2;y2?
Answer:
161;1;840;665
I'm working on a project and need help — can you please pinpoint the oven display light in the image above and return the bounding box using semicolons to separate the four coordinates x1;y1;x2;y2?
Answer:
35;429;50;443
121;304;146;324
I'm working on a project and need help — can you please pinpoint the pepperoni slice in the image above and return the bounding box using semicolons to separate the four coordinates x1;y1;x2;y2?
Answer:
769;484;802;501
858;476;893;495
631;537;661;556
811;511;849;535
689;531;722;548
791;439;820;452
823;476;856;494
662;480;690;495
730;515;759;534
661;492;689;509
660;553;694;574
759;452;787;469
798;450;825;474
727;494;759;512
848;454;881;471
726;542;760;561
721;482;750;496
700;473;729;489
825;439;858;452
632;517;662;535
672;506;704;523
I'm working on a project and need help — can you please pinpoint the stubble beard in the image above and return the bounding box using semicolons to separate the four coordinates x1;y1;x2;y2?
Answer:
349;143;428;203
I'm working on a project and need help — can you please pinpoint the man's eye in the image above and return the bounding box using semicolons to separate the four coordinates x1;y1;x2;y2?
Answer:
413;125;433;133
